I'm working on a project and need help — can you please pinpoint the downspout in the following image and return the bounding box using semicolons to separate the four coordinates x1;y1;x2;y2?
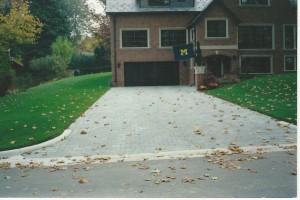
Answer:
112;15;117;86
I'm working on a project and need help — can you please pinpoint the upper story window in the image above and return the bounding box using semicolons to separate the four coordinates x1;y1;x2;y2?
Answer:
121;29;149;48
206;19;228;38
240;0;270;6
238;25;274;49
284;25;297;50
160;29;187;47
148;0;170;6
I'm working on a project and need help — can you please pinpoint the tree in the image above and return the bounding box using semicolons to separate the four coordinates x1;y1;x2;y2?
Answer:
87;0;110;49
0;0;42;96
22;0;72;65
51;36;75;65
62;0;90;44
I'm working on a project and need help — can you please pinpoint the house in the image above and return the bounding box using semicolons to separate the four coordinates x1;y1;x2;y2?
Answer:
106;0;297;87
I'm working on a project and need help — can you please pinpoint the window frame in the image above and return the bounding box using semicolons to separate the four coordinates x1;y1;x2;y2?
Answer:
205;18;229;39
148;0;170;6
284;55;297;71
238;24;275;50
239;0;271;6
240;55;273;74
283;24;297;50
120;28;150;49
159;28;188;48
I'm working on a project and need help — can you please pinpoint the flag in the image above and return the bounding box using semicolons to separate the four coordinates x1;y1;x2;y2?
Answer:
173;44;194;61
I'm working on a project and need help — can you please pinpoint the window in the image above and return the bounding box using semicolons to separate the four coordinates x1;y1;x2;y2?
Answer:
160;29;187;47
284;25;297;49
238;25;273;49
240;0;270;6
121;29;149;48
149;0;170;6
284;55;297;71
206;19;228;38
240;56;272;73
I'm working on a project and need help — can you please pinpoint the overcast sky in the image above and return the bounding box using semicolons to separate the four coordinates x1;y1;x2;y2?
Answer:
86;0;105;14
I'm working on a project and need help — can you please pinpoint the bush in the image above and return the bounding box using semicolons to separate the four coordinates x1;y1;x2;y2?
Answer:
94;45;110;66
70;54;96;69
16;73;32;92
51;36;74;65
29;55;67;82
0;69;15;97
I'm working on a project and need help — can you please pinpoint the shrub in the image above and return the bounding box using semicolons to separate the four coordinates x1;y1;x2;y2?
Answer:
94;45;110;66
0;69;15;97
29;55;67;82
16;73;32;92
70;54;96;69
51;36;74;65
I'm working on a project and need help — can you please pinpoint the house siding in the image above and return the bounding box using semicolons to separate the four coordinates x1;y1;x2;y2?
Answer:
111;13;197;86
108;0;297;86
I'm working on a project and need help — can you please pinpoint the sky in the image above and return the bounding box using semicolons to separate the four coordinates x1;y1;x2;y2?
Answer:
85;0;105;14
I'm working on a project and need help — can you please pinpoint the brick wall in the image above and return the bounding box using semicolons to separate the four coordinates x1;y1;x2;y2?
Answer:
110;13;197;86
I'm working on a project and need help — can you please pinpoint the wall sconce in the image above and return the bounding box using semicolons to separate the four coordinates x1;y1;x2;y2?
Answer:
117;63;121;68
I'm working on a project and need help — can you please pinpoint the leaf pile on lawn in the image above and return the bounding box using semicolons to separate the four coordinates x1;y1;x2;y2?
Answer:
0;73;112;151
205;73;297;124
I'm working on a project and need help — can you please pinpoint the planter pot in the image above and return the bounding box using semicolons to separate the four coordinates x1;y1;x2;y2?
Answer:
194;66;206;75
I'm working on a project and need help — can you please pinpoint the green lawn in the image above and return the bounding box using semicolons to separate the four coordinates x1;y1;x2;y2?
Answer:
205;73;297;125
0;72;112;151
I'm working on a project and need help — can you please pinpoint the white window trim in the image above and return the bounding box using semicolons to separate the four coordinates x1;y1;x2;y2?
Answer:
239;55;273;74
205;18;229;39
283;24;297;50
238;24;275;50
159;27;188;49
284;55;297;71
239;0;271;6
120;28;150;49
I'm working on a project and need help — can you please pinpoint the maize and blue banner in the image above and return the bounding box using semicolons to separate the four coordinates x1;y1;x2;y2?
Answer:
172;44;194;61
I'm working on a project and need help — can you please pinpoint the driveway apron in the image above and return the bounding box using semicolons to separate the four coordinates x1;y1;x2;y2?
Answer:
23;86;296;159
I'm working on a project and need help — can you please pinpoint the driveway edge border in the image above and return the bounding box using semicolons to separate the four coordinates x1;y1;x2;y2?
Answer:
0;129;72;158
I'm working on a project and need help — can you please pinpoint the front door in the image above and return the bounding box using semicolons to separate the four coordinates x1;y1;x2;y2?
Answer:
207;56;230;77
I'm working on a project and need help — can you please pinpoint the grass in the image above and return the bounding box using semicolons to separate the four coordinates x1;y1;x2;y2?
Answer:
205;73;297;125
0;72;112;151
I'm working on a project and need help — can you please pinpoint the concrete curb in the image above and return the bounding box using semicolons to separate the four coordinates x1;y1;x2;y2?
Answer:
0;129;72;158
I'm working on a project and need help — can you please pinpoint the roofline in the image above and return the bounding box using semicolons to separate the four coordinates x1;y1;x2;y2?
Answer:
187;0;241;29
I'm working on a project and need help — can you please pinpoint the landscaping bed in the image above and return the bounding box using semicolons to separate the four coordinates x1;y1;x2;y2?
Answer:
0;72;112;151
205;73;297;125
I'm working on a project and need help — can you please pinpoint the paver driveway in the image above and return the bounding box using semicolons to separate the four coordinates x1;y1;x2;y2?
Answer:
21;86;296;160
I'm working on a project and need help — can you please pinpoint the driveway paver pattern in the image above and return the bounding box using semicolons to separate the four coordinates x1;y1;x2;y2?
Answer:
22;86;296;159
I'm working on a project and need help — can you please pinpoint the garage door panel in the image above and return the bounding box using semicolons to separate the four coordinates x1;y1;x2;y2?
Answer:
124;61;179;86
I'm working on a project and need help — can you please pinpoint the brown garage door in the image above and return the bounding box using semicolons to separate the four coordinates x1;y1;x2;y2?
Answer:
124;61;179;86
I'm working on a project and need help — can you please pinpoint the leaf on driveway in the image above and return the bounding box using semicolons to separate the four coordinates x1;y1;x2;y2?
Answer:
79;179;89;184
151;169;161;174
194;126;201;135
80;130;88;135
181;178;195;184
131;162;141;167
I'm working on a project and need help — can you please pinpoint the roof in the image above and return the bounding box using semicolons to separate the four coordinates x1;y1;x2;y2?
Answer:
106;0;213;14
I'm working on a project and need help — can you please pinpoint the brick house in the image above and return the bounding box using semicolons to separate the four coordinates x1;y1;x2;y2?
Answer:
106;0;297;87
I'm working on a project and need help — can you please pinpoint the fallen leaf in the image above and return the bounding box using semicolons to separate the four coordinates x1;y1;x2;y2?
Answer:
80;130;88;135
211;177;218;180
181;178;195;184
151;169;161;174
79;179;89;184
10;141;16;145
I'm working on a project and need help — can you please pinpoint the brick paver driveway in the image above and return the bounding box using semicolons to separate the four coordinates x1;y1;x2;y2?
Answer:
21;86;296;160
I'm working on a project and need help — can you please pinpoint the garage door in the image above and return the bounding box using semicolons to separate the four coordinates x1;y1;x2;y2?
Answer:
124;61;179;86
